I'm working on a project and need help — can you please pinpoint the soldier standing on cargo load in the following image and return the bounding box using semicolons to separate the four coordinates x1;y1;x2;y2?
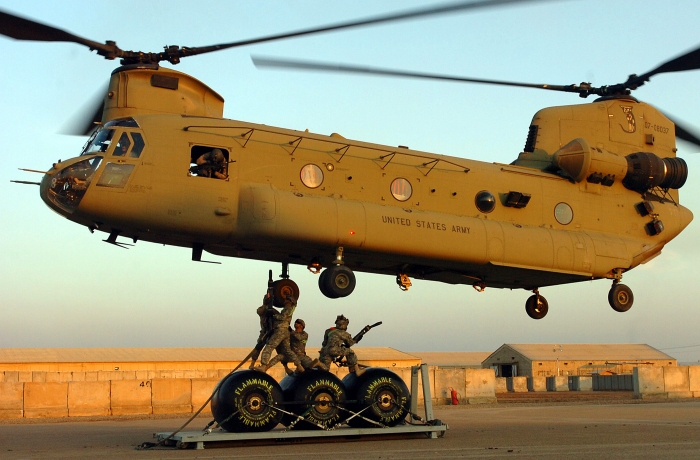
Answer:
316;314;364;376
249;294;275;370
255;295;305;374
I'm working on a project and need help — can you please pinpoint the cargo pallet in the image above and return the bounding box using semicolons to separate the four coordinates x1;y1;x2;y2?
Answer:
155;363;447;450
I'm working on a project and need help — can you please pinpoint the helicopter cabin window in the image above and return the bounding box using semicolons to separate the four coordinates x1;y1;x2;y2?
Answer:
390;178;412;202
475;190;496;213
113;132;131;157
554;202;574;225
300;164;324;188
189;146;229;180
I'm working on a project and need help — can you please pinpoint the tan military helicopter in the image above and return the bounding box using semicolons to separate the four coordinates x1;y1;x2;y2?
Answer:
4;1;699;320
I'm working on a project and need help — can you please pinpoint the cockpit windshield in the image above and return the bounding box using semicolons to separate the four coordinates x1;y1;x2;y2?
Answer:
81;128;114;155
47;157;102;213
80;118;140;156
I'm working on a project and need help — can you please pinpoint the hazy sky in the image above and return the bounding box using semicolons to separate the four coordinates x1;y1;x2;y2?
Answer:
1;0;699;362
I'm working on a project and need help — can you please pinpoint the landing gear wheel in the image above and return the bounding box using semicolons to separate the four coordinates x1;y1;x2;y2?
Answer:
279;369;347;430
320;265;356;299
525;294;548;320
318;268;339;299
608;283;633;312
211;370;284;432
272;279;299;308
343;368;410;428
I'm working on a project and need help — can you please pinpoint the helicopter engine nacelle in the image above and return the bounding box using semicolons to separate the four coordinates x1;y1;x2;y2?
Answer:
622;152;688;192
552;138;688;192
552;138;628;186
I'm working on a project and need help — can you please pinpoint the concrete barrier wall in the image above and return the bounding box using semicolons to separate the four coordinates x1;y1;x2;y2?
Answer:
568;376;593;391
546;376;569;391
634;366;700;399
593;374;634;391
506;377;528;392
528;376;547;392
495;377;507;393
0;366;497;419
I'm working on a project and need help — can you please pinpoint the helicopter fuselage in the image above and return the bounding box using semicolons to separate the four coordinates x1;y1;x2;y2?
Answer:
38;66;693;294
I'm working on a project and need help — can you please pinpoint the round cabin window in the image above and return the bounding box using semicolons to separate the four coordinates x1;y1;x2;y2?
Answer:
300;164;324;188
475;190;496;213
390;178;412;202
554;202;573;225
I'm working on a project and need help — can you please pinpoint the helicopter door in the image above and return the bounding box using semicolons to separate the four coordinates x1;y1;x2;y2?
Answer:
172;144;236;242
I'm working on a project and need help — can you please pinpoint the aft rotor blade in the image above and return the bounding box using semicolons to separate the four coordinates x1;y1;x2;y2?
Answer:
181;0;548;58
640;44;700;80
253;56;584;93
670;116;700;150
0;10;112;54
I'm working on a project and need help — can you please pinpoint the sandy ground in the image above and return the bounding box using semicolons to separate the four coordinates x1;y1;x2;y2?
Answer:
0;396;699;459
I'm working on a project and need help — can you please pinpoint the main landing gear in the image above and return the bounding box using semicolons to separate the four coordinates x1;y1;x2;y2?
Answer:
315;247;356;299
270;250;357;305
525;289;548;320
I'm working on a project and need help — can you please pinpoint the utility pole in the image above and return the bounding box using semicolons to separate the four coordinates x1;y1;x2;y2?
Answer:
554;344;563;376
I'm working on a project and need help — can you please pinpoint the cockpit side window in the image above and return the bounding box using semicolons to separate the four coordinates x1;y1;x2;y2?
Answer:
113;132;131;157
130;132;145;158
189;145;229;180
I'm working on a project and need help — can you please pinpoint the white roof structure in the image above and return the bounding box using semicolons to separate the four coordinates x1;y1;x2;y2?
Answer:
484;344;675;363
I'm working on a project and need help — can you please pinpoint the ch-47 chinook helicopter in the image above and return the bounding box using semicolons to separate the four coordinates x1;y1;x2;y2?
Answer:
3;1;700;320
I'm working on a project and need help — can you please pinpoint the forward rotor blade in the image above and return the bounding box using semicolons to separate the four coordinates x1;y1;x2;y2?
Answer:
61;84;108;136
0;9;110;53
181;0;548;59
253;56;583;93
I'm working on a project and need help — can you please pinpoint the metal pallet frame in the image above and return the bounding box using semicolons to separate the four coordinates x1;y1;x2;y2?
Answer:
155;363;447;450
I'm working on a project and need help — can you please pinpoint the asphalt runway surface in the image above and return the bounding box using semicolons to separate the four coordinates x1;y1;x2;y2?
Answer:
1;399;699;459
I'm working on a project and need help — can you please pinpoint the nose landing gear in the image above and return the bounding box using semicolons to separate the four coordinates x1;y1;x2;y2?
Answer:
608;281;634;312
607;269;634;313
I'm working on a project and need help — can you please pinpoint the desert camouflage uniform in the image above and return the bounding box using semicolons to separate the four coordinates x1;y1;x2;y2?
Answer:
260;298;302;369
249;302;274;369
318;327;357;370
282;326;313;369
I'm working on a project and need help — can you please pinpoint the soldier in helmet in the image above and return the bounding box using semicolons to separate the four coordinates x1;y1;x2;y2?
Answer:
255;295;305;374
248;293;275;370
268;318;314;374
194;148;228;179
316;314;364;376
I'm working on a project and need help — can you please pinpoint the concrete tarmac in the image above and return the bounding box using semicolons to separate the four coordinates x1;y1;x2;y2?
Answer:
1;400;699;459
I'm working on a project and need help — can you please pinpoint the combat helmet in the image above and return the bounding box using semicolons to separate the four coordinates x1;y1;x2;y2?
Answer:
335;314;349;329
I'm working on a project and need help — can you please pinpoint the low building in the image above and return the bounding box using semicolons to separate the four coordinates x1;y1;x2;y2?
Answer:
482;344;676;378
0;347;420;378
